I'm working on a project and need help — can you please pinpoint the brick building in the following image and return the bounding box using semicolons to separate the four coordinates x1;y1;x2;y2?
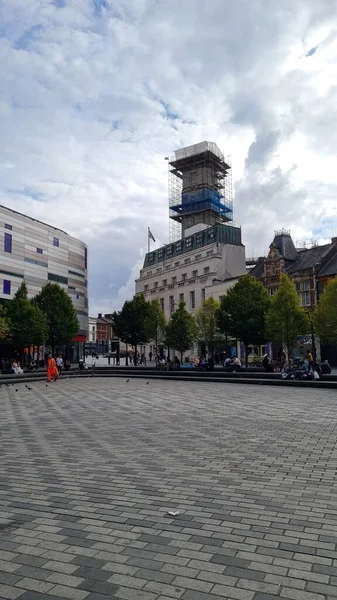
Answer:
250;230;337;362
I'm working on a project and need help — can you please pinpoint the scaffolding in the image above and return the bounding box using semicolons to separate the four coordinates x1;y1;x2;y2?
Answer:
168;141;233;242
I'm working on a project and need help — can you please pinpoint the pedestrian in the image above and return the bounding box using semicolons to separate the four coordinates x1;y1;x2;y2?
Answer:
56;355;63;376
320;359;331;375
47;354;59;382
141;353;146;366
306;349;313;372
149;351;153;362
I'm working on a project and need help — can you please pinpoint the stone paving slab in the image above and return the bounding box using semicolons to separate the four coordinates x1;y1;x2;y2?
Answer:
0;378;337;599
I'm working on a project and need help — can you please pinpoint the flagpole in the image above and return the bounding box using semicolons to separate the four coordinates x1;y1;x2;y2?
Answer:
148;227;150;253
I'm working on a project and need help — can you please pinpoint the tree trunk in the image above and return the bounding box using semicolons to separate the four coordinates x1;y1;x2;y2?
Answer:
134;345;137;366
125;343;128;366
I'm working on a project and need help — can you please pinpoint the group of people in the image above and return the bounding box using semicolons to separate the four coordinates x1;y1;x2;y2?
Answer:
47;354;70;381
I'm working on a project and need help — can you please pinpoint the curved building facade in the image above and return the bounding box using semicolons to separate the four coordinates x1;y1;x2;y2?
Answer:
0;205;88;340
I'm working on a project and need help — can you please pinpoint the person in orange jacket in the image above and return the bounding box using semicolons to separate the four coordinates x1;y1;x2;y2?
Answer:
47;354;59;382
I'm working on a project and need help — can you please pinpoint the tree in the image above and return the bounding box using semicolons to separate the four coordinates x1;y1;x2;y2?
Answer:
34;282;79;352
165;300;196;363
312;276;337;344
195;297;222;357
219;275;270;366
113;294;150;364
266;273;309;359
145;299;167;362
0;304;10;340
8;282;48;350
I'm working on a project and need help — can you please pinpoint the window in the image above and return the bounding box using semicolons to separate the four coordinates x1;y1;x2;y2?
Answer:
303;291;310;306
207;250;213;256
162;279;167;286
192;270;198;278
268;287;278;296
4;233;12;253
84;247;88;269
53;237;59;247
48;273;68;285
201;288;205;303
190;290;195;309
144;284;149;292
296;280;311;306
182;273;187;281
147;271;152;276
154;281;158;288
171;276;177;284
169;295;175;313
203;266;210;275
174;261;180;267
5;224;12;230
160;298;164;311
196;254;202;260
3;280;10;295
156;267;162;272
185;237;192;250
24;257;47;268
271;264;276;275
219;296;223;303
36;248;43;254
185;258;191;264
179;293;184;302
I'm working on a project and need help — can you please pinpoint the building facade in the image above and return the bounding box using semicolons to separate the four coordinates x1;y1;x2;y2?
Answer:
0;204;88;340
250;230;337;362
136;141;246;359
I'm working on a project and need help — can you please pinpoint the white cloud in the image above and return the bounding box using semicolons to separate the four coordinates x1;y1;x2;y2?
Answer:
0;0;336;313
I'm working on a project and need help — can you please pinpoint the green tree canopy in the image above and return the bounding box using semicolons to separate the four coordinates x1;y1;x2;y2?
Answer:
8;282;48;349
195;297;222;357
219;275;270;365
266;273;309;358
113;294;150;362
312;276;337;345
34;282;79;351
0;304;10;340
165;300;196;363
145;299;167;359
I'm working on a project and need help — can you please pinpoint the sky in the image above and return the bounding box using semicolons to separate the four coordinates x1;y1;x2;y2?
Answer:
0;0;337;315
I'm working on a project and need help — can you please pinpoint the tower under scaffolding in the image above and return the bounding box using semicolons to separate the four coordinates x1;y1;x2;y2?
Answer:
168;141;233;242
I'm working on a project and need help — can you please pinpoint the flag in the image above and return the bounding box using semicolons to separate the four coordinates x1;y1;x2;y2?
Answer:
148;228;156;243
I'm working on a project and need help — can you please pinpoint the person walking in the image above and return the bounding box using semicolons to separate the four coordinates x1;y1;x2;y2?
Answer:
47;354;59;382
56;355;63;377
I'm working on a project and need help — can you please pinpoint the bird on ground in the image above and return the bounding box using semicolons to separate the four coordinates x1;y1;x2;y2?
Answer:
146;381;149;384
126;379;129;383
15;389;18;392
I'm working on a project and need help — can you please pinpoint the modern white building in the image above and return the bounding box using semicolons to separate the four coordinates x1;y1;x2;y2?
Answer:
135;141;246;358
0;204;88;342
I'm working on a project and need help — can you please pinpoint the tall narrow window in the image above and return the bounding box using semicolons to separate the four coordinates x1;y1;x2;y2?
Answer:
53;237;59;247
84;247;88;269
190;290;195;309
160;298;164;311
4;233;12;253
3;280;11;295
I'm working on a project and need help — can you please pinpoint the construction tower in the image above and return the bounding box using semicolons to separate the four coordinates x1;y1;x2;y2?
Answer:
168;141;233;241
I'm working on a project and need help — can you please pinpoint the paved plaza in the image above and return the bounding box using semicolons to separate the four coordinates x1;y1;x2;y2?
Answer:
1;379;337;600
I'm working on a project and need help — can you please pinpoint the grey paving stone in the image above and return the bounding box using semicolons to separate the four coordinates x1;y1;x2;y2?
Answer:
2;380;337;600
